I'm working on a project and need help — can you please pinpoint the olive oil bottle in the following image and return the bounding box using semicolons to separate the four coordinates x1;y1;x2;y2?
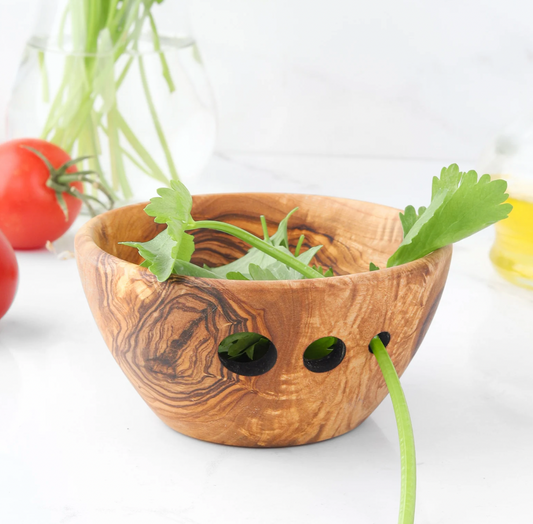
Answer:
480;116;533;290
491;195;533;289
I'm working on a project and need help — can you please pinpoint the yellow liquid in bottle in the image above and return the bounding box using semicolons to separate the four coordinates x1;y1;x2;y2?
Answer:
491;196;533;289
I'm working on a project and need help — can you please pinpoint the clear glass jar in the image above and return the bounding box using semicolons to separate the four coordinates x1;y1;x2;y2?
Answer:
480;116;533;289
7;0;216;205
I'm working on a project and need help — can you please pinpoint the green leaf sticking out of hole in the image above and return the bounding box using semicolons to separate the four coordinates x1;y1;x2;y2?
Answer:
304;336;338;360
218;333;271;361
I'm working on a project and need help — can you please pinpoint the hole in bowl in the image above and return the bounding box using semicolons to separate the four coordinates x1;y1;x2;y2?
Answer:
303;336;346;373
368;332;391;353
218;332;277;376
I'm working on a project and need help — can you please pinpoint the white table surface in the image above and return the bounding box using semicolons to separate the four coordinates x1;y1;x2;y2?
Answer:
1;154;532;524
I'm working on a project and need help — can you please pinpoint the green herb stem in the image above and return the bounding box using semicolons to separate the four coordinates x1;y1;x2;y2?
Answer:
113;110;170;185
138;54;180;181
88;111;118;200
369;336;416;524
38;51;50;103
116;55;134;90
148;11;175;92
295;234;305;257
107;104;132;197
192;220;324;279
260;215;270;242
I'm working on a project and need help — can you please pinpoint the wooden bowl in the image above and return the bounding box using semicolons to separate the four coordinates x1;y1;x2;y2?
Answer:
75;193;452;447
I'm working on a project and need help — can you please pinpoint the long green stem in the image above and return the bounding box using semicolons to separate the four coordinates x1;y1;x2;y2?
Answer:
88;110;118;200
57;2;70;49
107;104;132;198
148;11;175;92
295;234;305;257
369;336;416;524
113;110;170;184
192;220;324;279
138;54;180;181
99;119;169;184
38;51;50;103
41;56;76;139
116;55;134;89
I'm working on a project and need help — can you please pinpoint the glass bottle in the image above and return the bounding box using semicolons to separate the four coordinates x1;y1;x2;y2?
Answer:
480;116;533;289
7;0;217;206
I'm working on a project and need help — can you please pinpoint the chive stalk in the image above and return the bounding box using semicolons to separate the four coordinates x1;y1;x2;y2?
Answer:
370;335;417;524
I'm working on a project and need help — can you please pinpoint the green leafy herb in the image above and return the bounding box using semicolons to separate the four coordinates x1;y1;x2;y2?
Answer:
121;180;328;281
218;333;270;360
121;228;179;282
225;271;249;281
303;336;338;360
205;208;323;280
311;265;334;277
370;165;512;270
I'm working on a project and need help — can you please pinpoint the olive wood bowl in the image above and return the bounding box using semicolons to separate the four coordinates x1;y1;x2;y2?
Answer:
75;193;452;447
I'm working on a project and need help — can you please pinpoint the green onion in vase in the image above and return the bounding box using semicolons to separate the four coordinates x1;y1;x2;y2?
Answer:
7;0;216;206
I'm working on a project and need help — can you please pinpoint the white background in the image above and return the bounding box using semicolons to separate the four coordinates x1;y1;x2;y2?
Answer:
1;2;533;524
2;0;533;162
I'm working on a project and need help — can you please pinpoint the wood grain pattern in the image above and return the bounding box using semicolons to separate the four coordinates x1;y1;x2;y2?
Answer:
75;193;452;447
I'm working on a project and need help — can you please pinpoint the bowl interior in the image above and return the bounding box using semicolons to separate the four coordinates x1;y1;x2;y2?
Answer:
89;193;404;275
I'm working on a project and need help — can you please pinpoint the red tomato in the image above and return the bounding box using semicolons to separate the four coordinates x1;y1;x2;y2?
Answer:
0;227;18;319
0;138;83;249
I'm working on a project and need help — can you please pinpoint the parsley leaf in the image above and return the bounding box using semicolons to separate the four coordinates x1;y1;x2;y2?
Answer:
144;179;196;238
120;180;199;281
121;229;178;282
218;332;270;360
303;336;337;359
387;165;512;268
399;205;426;236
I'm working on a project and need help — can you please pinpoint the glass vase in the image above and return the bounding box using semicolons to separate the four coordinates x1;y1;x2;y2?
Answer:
7;0;217;206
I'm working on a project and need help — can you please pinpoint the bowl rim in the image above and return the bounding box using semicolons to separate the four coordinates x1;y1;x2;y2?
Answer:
75;193;453;289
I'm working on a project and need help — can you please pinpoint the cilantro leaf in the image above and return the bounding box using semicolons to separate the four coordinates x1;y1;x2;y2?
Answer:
311;264;334;277
143;180;196;262
121;227;220;281
303;336;338;359
172;260;221;279
218;332;270;360
387;165;512;268
369;262;380;271
121;229;177;282
226;272;250;280
121;180;198;281
249;264;278;281
431;164;462;199
173;232;195;261
399;205;426;236
144;180;195;236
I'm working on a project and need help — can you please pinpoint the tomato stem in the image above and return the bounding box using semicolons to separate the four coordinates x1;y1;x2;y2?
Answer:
21;145;114;219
